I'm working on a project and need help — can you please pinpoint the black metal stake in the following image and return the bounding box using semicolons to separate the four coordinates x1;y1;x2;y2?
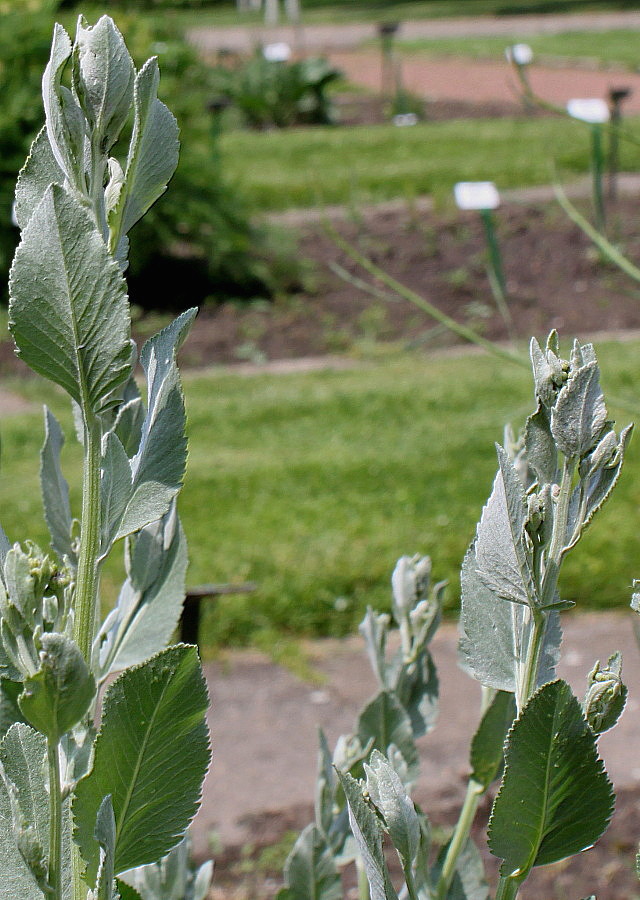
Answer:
608;86;632;203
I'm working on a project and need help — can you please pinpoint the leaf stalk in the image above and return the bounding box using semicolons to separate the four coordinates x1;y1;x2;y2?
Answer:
73;419;102;664
435;778;483;900
47;739;63;900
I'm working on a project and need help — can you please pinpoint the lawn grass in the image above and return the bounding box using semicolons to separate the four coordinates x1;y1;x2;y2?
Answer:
395;29;640;68
0;340;638;652
219;115;640;210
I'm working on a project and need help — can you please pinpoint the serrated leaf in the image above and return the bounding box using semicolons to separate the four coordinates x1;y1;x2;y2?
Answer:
41;407;75;564
114;56;179;240
9;185;131;417
365;750;419;869
18;633;95;740
280;824;342;900
475;453;535;608
97;507;187;676
470;691;516;790
115;310;196;541
524;404;557;485
458;544;519;693
73;645;210;882
1;724;49;860
14;127;65;232
394;648;438;739
0;678;27;739
73;16;134;152
116;881;142;900
552;362;607;459
357;691;419;784
431;835;489;900
338;772;399;900
488;680;614;876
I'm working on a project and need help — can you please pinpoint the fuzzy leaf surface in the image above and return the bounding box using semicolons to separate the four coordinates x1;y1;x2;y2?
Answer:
279;824;342;900
73;645;209;882
9;185;131;416
19;633;95;740
357;691;419;783
115;57;179;239
0;726;46;897
14;127;64;232
115;310;196;541
458;544;518;693
488;680;614;876
551;362;607;459
364;750;420;868
338;772;399;900
40;408;74;564
98;508;187;676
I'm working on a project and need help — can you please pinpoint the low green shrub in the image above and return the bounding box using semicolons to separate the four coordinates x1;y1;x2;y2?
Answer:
210;49;342;129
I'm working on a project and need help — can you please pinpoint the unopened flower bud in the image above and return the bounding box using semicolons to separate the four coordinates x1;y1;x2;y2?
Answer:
584;652;627;735
391;555;431;618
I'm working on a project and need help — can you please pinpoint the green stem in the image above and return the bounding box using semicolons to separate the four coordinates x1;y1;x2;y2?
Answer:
495;873;524;900
480;208;514;342
73;420;102;664
540;458;575;606
435;779;483;900
591;124;606;234
517;607;546;712
357;857;370;900
47;740;63;900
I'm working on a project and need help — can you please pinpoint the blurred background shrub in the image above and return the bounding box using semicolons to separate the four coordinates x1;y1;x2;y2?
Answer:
209;50;341;129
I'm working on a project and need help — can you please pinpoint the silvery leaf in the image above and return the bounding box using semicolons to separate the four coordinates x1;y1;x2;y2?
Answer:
42;24;86;191
14;127;65;232
364;750;420;869
111;56;179;244
40;408;75;565
73;16;134;152
524;404;557;485
97;507;186;677
475;451;536;608
551;362;607;459
9;185;131;418
459;544;519;693
117;310;196;542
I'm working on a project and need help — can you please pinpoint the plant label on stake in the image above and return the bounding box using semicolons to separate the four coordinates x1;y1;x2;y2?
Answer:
567;98;610;232
453;182;512;339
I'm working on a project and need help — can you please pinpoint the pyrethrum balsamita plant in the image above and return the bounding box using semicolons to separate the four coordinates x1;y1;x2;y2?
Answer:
1;15;212;900
281;332;634;900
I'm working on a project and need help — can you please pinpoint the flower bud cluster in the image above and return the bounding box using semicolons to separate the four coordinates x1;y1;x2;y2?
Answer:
583;652;627;735
0;542;74;679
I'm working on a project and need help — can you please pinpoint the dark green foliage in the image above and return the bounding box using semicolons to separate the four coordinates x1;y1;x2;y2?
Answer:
210;51;341;130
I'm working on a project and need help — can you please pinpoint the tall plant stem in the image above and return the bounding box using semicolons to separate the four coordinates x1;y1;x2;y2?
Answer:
47;739;63;900
357;857;370;900
495;873;523;900
73;420;102;664
435;778;483;900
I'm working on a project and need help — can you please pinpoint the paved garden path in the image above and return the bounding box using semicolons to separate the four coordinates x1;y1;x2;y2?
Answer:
194;610;640;858
188;9;640;54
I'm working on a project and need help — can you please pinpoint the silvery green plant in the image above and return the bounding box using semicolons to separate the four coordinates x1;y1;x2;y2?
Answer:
283;333;633;900
1;15;212;900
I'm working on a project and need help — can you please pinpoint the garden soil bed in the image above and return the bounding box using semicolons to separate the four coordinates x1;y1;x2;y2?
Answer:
182;193;640;372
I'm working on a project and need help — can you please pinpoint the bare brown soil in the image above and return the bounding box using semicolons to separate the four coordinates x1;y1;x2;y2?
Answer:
171;194;640;373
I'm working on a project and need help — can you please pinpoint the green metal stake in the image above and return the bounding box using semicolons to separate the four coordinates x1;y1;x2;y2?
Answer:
591;122;606;233
480;207;514;341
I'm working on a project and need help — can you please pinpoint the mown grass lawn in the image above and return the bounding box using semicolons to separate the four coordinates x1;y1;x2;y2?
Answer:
220;116;640;210
396;29;640;68
1;339;638;652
